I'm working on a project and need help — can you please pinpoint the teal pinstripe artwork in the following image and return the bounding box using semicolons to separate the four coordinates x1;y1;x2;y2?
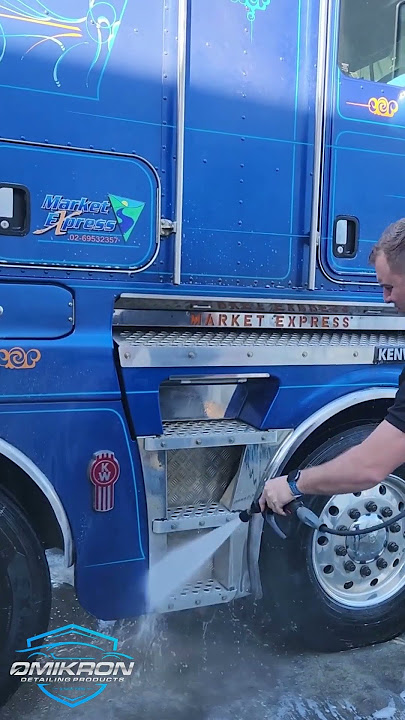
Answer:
231;0;271;23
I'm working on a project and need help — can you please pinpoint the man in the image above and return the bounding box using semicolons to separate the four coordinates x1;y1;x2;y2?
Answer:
259;218;405;516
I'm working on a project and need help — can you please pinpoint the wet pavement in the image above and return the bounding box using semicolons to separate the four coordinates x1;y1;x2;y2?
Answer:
1;550;405;720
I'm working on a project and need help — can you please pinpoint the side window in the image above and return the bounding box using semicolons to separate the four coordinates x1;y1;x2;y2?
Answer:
338;0;405;86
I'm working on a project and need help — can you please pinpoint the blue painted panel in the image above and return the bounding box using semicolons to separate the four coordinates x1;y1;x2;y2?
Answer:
0;282;73;338
0;287;120;402
0;0;324;293
0;402;149;619
0;143;158;269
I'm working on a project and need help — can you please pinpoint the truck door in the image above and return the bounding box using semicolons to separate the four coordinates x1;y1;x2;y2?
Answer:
321;0;405;284
0;1;161;273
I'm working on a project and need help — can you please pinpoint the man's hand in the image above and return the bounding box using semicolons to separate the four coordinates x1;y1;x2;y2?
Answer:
259;476;295;515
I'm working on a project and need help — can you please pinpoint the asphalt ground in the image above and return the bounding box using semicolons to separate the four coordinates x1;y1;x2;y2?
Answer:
1;550;405;720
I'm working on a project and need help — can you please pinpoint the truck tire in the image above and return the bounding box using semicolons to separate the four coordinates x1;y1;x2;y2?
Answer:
0;489;51;706
259;424;405;651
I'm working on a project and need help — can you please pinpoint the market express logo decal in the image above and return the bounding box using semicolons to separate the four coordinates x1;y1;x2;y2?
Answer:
33;193;145;242
10;624;135;708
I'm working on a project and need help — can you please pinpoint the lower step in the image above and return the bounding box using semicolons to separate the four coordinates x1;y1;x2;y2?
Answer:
155;578;240;613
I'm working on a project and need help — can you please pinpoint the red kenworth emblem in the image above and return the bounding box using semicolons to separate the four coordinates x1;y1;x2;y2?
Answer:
88;451;120;512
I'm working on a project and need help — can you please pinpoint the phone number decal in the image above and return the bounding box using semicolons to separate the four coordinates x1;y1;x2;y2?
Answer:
69;234;121;244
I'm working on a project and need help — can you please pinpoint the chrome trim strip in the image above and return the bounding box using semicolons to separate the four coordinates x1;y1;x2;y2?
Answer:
266;387;396;478
119;292;389;310
113;308;403;331
0;439;73;566
173;0;188;285
308;0;330;290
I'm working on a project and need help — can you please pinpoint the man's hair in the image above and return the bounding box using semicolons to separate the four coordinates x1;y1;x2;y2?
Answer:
369;218;405;271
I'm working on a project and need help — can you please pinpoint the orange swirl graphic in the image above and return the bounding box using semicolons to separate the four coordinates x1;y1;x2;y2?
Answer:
0;347;41;369
368;97;398;117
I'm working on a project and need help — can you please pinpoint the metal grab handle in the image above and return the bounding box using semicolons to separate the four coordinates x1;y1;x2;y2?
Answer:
308;0;331;290
173;0;188;285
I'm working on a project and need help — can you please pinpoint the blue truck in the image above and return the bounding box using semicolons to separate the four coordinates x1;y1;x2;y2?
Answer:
1;0;405;703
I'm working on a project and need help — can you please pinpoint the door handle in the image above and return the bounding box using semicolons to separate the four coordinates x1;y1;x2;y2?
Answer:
0;184;30;236
333;216;359;258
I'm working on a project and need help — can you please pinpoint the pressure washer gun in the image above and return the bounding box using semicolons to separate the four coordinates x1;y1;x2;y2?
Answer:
239;498;321;539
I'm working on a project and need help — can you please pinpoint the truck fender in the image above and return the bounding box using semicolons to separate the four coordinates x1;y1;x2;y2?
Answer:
0;439;73;566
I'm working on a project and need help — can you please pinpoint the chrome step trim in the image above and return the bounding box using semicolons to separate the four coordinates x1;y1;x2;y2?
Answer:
141;420;288;450
153;502;235;533
156;578;240;613
115;329;405;368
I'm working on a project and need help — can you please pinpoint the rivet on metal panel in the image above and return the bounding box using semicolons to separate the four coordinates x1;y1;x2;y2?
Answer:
68;317;73;323
160;441;166;448
0;307;4;316
229;438;235;444
302;352;308;357
199;520;205;526
195;600;201;605
171;523;178;530
353;351;358;357
124;352;130;360
68;302;73;307
247;351;253;357
188;351;196;359
221;595;227;601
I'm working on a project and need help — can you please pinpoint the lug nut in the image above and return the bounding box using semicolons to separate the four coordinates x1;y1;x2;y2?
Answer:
390;523;401;533
365;501;378;513
388;542;399;553
348;509;361;520
360;566;372;577
335;545;347;556
377;558;388;570
381;507;393;518
344;560;356;572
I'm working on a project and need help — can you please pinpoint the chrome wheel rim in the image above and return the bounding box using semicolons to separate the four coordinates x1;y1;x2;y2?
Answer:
311;475;405;608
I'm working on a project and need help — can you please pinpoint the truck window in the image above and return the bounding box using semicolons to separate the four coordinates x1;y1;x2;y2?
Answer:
338;0;405;86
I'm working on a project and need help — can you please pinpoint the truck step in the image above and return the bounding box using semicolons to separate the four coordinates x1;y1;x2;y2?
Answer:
141;419;287;450
155;578;239;613
152;502;235;533
115;328;405;368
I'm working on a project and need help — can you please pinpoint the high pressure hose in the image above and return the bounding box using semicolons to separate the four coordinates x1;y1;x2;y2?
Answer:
239;499;405;537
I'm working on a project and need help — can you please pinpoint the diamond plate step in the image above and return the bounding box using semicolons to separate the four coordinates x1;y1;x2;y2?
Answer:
115;329;405;368
153;503;235;533
141;419;288;450
156;578;240;613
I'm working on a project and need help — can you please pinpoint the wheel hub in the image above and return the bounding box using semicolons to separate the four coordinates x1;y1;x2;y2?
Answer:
346;513;387;563
311;476;405;608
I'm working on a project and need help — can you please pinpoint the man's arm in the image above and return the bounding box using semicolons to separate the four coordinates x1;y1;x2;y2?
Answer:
298;420;405;494
259;420;405;515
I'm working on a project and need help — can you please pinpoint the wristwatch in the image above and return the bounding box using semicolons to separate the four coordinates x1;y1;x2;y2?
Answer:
287;469;303;498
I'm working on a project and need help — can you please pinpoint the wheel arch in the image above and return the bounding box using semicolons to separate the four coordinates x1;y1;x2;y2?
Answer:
0;439;73;566
268;387;396;477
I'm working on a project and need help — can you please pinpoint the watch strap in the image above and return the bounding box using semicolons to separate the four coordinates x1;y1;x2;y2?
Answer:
287;469;303;497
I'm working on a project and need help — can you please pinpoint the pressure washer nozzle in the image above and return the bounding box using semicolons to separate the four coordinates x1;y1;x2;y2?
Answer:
239;500;262;522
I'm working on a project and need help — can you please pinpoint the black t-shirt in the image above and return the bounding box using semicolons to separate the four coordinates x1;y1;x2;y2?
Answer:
386;368;405;433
